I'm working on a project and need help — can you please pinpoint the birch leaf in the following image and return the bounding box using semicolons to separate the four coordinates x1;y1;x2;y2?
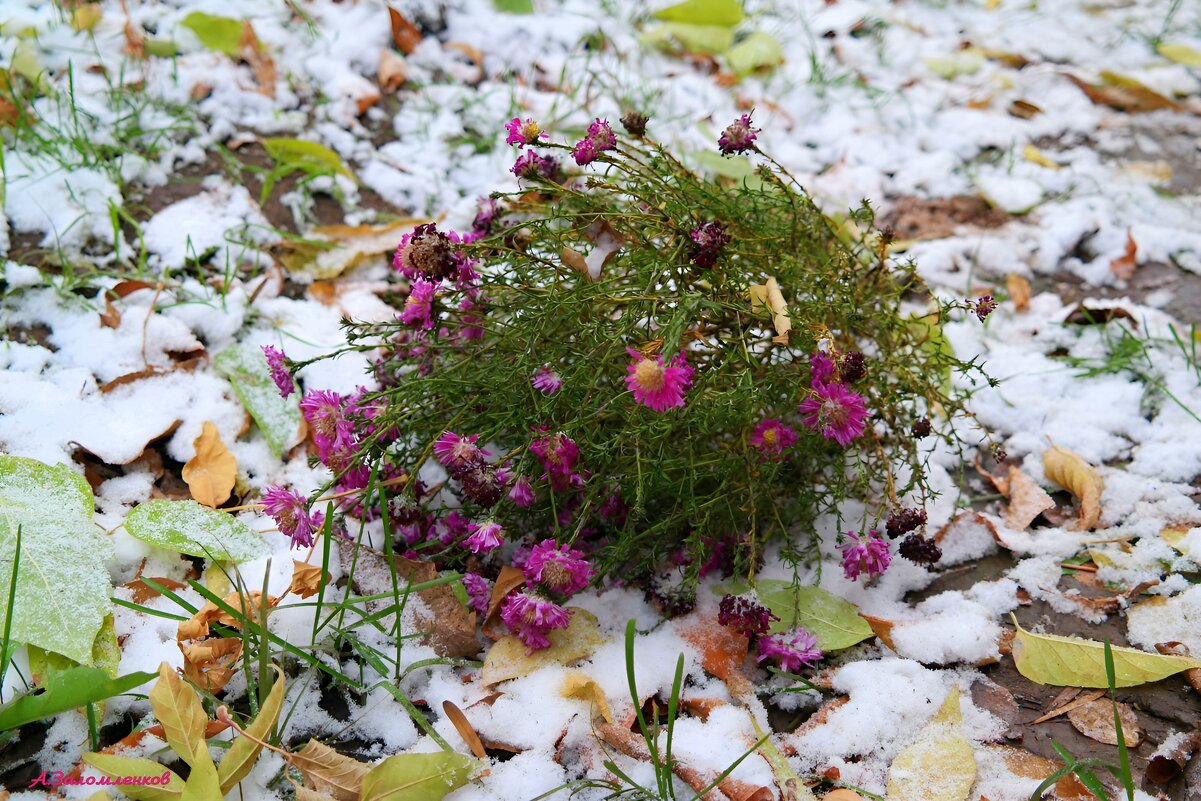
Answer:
1042;445;1103;531
180;12;243;56
482;608;604;685
149;663;208;767
360;751;478;801
1011;614;1201;687
182;422;237;508
125;500;266;563
885;689;976;801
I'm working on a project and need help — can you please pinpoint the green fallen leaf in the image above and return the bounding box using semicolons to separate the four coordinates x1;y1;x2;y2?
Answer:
924;49;985;79
262;137;356;181
0;455;114;665
725;32;783;75
360;751;479;801
1011;614;1201;688
144;38;179;58
641;22;735;55
214;344;303;457
124;500;266;563
83;752;184;801
653;0;744;27
218;666;284;792
180;12;244;56
1157;42;1201;68
751;580;874;651
493;0;534;13
0;667;156;732
692;151;765;190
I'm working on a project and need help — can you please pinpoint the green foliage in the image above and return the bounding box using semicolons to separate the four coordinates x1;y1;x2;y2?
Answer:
360;752;479;801
214;343;303;457
124;500;266;563
180;12;245;56
0;666;156;732
326;127;976;582
721;580;874;650
258;137;356;205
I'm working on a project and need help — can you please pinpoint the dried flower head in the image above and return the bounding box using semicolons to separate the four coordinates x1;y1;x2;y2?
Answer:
262;345;294;398
620;111;649;137
718;594;778;638
974;294;997;321
838;530;891;581
899;533;942;566
690;221;731;268
718;112;759;155
394;223;459;282
885;507;927;539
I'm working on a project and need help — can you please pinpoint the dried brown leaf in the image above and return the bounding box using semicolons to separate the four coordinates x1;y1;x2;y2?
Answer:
482;565;525;640
1066;697;1142;746
1066;72;1183;113
387;6;422;54
377;48;406;92
182;421;237;508
178;591;277;640
181;637;242;693
1004;466;1055;530
288;560;329;599
1008;99;1043;119
1145;729;1201;784
99;292;122;329
1109;230;1137;280
1030;689;1105;724
123;576;188;604
239;22;276;98
861;614;898;652
442;700;487;758
1043;445;1104;531
1006;274;1031;312
290;740;371;801
1064;304;1138;328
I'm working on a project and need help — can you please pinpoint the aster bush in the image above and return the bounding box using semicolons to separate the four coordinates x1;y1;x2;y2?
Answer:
280;112;983;614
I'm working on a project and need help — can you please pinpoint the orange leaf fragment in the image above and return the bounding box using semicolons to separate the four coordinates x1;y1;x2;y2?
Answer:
182;421;237;508
1006;273;1031;312
288;560;329;599
1109;229;1137;280
675;613;748;679
387;6;422;54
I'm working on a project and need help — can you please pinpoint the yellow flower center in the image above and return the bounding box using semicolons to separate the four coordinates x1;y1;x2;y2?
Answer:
761;428;778;445
633;358;665;391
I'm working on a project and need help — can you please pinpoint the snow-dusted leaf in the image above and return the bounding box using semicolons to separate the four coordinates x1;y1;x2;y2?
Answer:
482;608;604;685
885;689;976;801
124;500;266;563
182;422;237;508
725;32;783;76
180;12;244;56
1042;445;1103;531
1011;615;1201;687
1158;42;1201;67
262;138;355;181
83;752;185;801
1004;466;1054;530
0;455;114;665
1067;696;1142;746
290;740;371;801
653;0;744;26
753;580;874;651
214;344;303;457
360;751;478;801
218;665;284;792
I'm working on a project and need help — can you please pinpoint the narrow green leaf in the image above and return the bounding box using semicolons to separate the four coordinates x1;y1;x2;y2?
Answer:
218;665;284;792
214;344;303;457
360;752;479;801
82;752;184;801
652;0;744;27
124;500;266;563
0;667;155;731
179;12;244;56
262;137;356;181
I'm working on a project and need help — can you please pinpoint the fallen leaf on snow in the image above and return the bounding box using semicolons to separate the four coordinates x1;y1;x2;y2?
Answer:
387;6;422;54
377;48;406;92
289;740;371;801
123;576;188;604
178;591;277;640
675;611;749;679
288;560;329;599
1024;144;1062;170
1066;71;1183;113
560;672;613;723
1004;466;1055;530
482;608;604;686
984;744;1094;801
1064;304;1138;327
442;700;487;757
1109;229;1137;280
239;22;276;97
182;421;237;508
1006;273;1031;312
1066;696;1142;746
1145;729;1201;784
1043;444;1103;531
885;688;976;801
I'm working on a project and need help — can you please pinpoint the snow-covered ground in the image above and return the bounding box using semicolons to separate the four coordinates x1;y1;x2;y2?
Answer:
2;0;1200;799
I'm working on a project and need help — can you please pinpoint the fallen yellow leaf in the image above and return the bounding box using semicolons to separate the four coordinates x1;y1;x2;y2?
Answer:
1043;445;1103;530
1024;144;1062;170
182;421;237;508
1157;42;1201;68
885;688;976;801
482;608;604;686
561;671;613;723
289;560;329;599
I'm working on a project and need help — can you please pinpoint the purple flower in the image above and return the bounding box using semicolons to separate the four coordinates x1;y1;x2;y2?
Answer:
599;492;627;525
531;365;562;396
464;520;505;554
262;485;324;549
458;462;509;507
523;539;592;595
690;222;731;268
810;352;835;385
530;430;583;491
393;223;459;282
504;117;546;147
501;590;573;651
299;390;358;469
718;594;778;638
838;530;891;581
512;148;561;182
798;382;869;447
718;112;759;155
756;627;823;672
974;295;997;322
400;278;439;329
625;348;694;412
262;345;294;398
508;476;535;507
472;198;499;234
572;118;617;166
433;431;487;473
463;572;491;616
749;418;798;461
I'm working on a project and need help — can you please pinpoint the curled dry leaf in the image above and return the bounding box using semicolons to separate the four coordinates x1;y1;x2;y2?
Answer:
1006;273;1031;312
1004;466;1055;530
561;671;613;723
582;219;624;281
178;591;278;640
378;48;406;92
182;636;242;693
1066;696;1142;746
182;421;237;508
885;689;976;801
289;740;371;801
1145;730;1201;784
288;560;329;599
984;744;1094;801
123;576;188;604
1043;445;1103;531
1153;642;1201;694
748;277;791;345
1109;229;1137;280
442;700;487;758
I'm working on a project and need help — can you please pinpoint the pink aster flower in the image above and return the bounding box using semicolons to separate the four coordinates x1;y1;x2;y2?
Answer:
718;112;759;155
462;572;491;616
464;520;505;553
433;431;487;473
810;351;835;384
262;485;324;549
262;345;294;398
750;418;798;461
572;118;617;165
974;294;997;322
529;430;583;491
838;529;891;581
501;590;573;651
798;382;869;447
504;117;546;146
508;475;535;507
625;348;694;412
299;390;357;466
512;148;561;181
531;365;562;395
523;539;592;595
756;627;823;672
400;278;438;329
